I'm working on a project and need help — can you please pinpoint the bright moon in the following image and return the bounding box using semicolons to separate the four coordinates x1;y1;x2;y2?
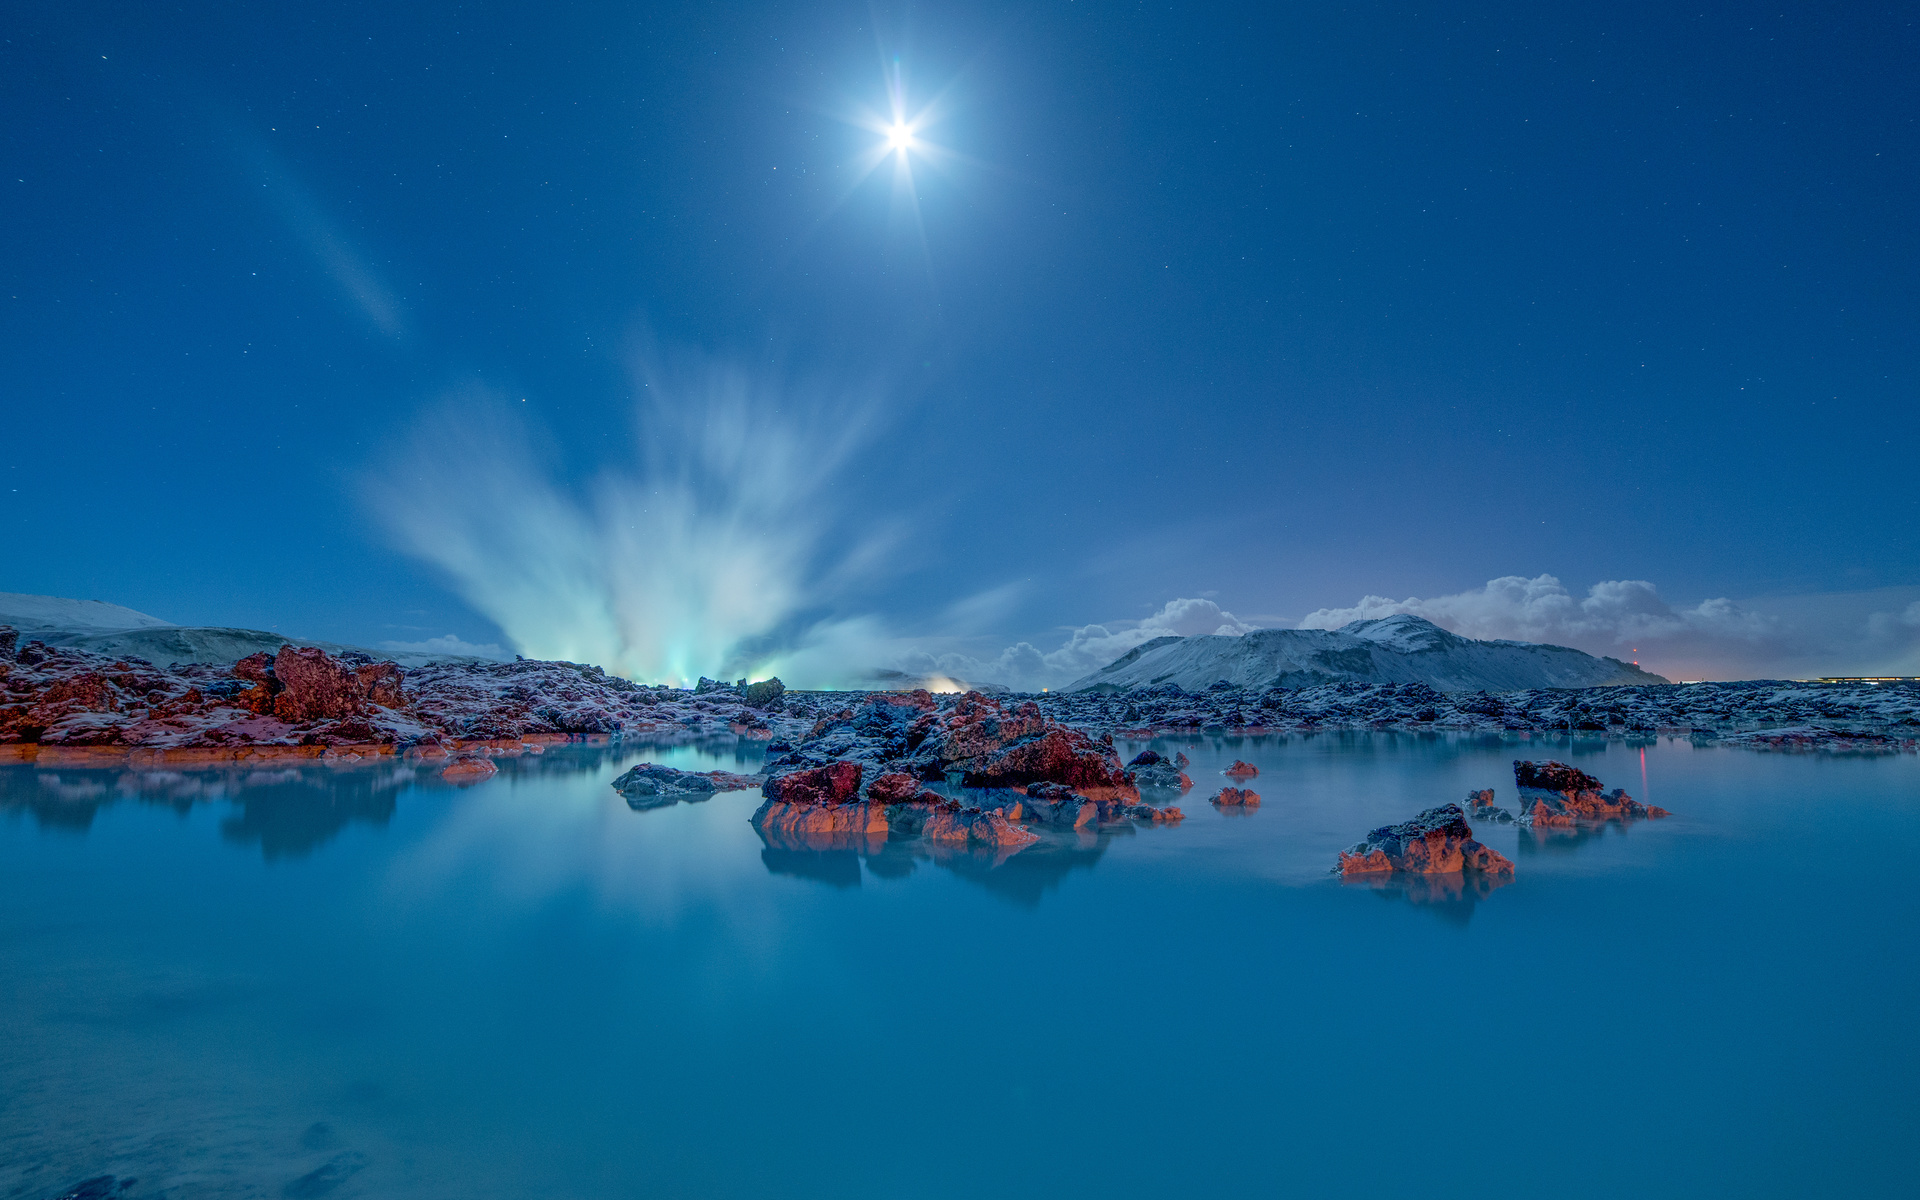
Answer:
886;121;914;152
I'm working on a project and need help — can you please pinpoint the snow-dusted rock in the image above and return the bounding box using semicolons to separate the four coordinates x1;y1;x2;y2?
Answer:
1461;788;1518;824
610;762;765;809
1513;760;1669;824
1031;677;1920;748
1125;750;1190;791
1336;804;1515;877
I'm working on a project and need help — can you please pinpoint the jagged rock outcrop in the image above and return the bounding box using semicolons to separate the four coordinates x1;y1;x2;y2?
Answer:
1211;787;1260;808
1336;804;1515;876
740;677;786;706
762;690;1136;801
1223;760;1258;778
764;761;864;805
1513;761;1670;824
1461;788;1517;824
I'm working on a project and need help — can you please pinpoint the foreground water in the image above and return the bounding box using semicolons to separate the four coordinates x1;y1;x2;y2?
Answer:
3;733;1917;1200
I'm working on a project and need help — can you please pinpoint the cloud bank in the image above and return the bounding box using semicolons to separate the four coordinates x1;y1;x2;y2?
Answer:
1299;575;1920;681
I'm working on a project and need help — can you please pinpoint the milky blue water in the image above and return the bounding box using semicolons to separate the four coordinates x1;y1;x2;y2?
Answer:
4;734;1917;1200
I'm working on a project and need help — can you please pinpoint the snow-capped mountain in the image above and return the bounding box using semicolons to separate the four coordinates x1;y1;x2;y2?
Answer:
0;592;175;632
0;593;496;667
1066;614;1668;692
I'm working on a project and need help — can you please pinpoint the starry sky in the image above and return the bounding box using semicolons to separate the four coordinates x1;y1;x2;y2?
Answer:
4;1;1916;683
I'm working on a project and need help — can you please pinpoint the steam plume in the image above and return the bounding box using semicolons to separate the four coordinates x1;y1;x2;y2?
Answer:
369;354;889;686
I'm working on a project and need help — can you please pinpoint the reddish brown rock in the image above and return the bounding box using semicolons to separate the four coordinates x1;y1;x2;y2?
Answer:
1223;760;1258;779
1513;760;1669;825
356;661;406;708
230;652;281;714
1513;760;1602;793
867;771;934;804
755;799;892;845
35;672;120;714
918;806;1041;849
958;725;1135;796
273;646;375;721
932;694;1052;763
1212;787;1260;807
762;761;863;806
1336;804;1515;877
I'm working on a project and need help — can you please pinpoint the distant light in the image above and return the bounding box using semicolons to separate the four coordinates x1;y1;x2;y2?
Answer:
886;121;914;152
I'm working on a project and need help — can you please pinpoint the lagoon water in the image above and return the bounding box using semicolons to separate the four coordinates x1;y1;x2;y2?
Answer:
3;734;1917;1199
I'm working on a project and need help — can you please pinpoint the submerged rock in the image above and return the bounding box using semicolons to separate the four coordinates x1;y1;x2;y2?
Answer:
1336;804;1515;877
1513;760;1670;824
441;757;497;784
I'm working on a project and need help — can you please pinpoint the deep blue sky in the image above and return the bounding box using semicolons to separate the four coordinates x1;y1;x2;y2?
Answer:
4;1;1915;676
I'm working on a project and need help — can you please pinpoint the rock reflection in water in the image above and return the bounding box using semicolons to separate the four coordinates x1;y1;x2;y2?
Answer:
754;823;1124;906
1514;819;1639;856
1339;868;1513;926
1;736;772;859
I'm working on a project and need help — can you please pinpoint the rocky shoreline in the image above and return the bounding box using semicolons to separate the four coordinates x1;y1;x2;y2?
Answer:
4;627;1914;769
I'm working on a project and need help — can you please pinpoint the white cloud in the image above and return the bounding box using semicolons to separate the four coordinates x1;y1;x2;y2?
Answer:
1298;574;1775;648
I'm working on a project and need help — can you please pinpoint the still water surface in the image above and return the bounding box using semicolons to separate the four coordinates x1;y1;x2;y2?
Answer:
3;734;1916;1199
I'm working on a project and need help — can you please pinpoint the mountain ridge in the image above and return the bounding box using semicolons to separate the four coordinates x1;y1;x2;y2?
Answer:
1067;614;1667;692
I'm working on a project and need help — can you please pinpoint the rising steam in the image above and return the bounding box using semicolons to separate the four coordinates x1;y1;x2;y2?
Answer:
368;354;892;687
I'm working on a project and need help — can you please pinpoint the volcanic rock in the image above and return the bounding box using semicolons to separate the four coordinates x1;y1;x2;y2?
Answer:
273;645;386;721
611;762;721;808
739;677;786;706
754;800;893;848
917;806;1041;849
1336;804;1515;876
1211;786;1260;807
867;770;939;804
1461;788;1517;824
762;761;863;806
1223;760;1258;778
957;724;1133;793
1513;760;1670;824
1126;749;1190;791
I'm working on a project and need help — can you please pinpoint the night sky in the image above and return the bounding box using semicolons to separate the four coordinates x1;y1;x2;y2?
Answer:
5;1;1916;684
